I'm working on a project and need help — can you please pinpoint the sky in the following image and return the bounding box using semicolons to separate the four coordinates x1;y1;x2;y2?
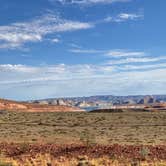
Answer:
0;0;166;100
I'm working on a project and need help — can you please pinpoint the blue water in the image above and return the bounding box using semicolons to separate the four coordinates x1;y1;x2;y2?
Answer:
81;106;100;112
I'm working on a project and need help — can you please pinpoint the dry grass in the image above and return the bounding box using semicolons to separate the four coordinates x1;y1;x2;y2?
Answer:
0;111;166;145
1;154;166;166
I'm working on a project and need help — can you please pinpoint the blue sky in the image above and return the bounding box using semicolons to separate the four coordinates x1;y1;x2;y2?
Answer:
0;0;166;100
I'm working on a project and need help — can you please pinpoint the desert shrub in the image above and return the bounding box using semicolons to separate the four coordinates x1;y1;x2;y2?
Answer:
79;130;96;146
77;156;90;166
131;159;140;166
19;142;29;153
31;138;38;142
139;146;150;160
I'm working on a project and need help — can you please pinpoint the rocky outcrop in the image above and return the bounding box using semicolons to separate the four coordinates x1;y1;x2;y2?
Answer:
122;99;136;105
75;101;92;107
0;99;27;111
0;98;85;112
57;99;68;106
28;95;166;111
38;101;49;105
138;96;155;104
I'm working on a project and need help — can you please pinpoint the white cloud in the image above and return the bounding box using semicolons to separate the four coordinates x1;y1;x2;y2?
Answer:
0;64;39;73
1;62;166;100
69;48;146;57
107;56;166;65
68;43;82;48
0;11;143;50
1;61;166;85
70;48;166;66
118;13;143;20
69;48;105;54
104;13;143;23
0;14;93;49
104;16;113;22
51;38;60;43
0;64;102;85
105;50;145;57
54;0;131;5
118;63;166;71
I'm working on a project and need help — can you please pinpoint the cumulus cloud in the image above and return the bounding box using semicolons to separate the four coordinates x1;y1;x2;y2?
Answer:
0;14;93;49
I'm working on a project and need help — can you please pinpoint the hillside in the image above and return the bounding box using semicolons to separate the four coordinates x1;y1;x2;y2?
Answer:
29;95;166;110
0;98;84;112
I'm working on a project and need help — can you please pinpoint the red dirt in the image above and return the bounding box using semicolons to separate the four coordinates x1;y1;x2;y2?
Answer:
0;143;166;160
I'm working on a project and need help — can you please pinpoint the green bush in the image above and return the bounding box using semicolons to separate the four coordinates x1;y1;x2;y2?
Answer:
139;146;150;160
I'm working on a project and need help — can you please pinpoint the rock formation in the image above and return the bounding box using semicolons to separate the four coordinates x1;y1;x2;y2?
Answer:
0;98;85;112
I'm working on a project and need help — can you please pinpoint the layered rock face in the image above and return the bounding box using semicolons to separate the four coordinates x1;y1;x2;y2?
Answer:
0;99;27;111
138;96;155;104
0;99;84;112
29;95;164;108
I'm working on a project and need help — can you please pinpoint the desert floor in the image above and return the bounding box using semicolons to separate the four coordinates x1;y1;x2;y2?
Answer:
0;111;166;165
0;111;166;145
